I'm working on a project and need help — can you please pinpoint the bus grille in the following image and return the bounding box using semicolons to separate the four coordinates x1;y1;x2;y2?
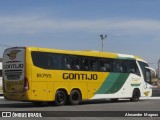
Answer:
4;70;22;80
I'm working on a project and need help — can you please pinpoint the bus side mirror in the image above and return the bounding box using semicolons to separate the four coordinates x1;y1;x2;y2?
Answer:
145;67;156;77
145;67;156;84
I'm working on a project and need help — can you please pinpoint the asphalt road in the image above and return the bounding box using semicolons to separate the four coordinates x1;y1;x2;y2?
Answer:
0;97;160;120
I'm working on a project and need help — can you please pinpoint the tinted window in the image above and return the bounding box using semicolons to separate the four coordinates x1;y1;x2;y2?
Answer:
80;57;89;71
70;56;80;70
125;60;140;75
31;51;140;75
32;52;62;69
99;59;113;72
112;60;125;73
62;55;72;70
89;59;98;71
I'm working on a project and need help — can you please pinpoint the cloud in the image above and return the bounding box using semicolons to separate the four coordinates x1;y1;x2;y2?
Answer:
0;15;160;35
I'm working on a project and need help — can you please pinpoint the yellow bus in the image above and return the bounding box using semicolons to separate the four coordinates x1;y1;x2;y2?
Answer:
2;47;155;105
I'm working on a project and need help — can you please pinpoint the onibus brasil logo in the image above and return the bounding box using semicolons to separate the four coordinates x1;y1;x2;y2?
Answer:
7;50;20;60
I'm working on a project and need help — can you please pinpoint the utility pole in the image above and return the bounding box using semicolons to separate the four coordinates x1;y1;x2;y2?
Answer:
100;34;107;52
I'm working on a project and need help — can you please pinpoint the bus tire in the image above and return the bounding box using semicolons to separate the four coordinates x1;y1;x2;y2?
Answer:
130;89;140;102
55;90;67;106
69;90;81;105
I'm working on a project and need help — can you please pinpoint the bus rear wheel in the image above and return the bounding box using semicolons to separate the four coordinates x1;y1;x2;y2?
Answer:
69;90;81;105
55;90;67;106
130;89;140;102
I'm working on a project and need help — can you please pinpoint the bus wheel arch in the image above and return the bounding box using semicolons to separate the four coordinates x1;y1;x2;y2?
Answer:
130;88;140;102
69;89;82;105
54;89;68;106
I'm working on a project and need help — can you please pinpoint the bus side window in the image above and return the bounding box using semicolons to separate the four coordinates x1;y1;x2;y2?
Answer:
62;56;71;70
89;59;98;71
47;54;55;69
99;61;106;72
71;56;80;70
126;60;140;76
81;58;89;71
51;54;62;70
99;59;113;72
34;52;49;69
113;60;124;73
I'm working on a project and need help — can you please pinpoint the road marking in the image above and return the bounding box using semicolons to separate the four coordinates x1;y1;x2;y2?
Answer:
140;97;160;100
119;97;160;100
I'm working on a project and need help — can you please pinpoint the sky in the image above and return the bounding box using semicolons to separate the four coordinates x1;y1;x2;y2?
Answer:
0;0;160;69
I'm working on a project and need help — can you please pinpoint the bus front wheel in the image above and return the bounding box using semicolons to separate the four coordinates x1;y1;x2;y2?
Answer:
130;89;140;102
69;90;81;105
55;90;67;106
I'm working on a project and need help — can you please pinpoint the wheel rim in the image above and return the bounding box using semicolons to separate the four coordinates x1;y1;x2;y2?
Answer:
69;90;81;105
57;92;65;103
72;93;79;101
